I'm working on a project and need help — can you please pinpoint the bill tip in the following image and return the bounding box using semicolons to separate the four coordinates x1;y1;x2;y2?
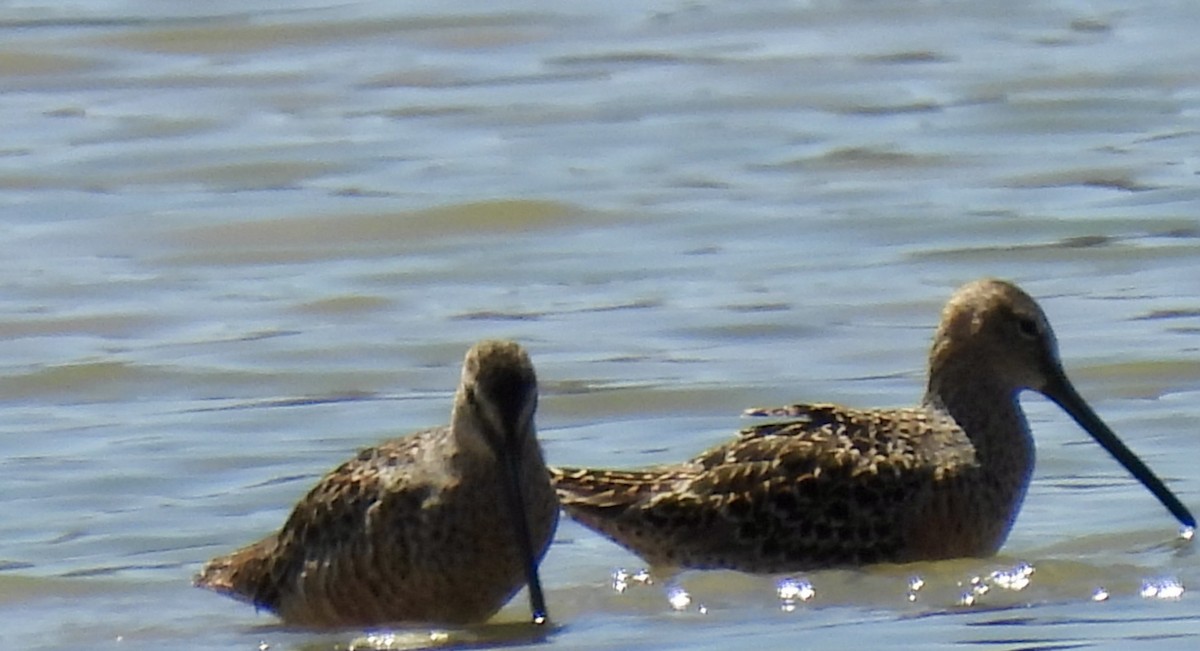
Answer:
1180;526;1194;542
532;611;547;625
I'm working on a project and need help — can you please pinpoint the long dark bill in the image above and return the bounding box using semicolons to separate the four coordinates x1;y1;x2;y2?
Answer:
500;436;549;625
1045;374;1195;530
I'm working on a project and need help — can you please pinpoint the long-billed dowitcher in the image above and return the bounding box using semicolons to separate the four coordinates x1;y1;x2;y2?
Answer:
551;279;1194;572
195;340;559;627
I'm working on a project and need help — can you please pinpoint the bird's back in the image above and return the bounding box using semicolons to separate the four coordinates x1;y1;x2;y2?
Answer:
197;427;558;626
552;403;990;572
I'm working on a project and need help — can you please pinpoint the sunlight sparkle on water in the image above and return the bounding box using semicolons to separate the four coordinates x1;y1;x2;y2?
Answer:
954;563;1032;606
906;576;925;603
990;562;1034;591
1091;587;1109;602
660;585;708;614
968;576;989;596
956;577;990;606
611;568;653;593
1140;578;1184;600
667;586;692;611
1181;526;1195;541
348;631;450;651
776;577;815;612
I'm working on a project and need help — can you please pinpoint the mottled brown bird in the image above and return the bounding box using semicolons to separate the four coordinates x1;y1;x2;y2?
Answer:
551;279;1194;572
196;340;559;627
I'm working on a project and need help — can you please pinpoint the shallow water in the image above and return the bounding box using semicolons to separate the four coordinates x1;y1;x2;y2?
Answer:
2;0;1199;649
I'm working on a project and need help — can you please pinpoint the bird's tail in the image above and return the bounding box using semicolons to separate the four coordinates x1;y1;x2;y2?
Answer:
193;535;281;610
548;466;694;508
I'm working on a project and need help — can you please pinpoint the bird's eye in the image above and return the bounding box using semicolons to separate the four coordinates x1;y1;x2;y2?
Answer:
1016;316;1039;339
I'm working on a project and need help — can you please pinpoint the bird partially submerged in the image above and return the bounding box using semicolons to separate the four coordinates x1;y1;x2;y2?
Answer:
552;279;1194;572
196;340;559;627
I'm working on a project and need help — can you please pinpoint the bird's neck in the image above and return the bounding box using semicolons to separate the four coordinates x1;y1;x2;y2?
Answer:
924;358;1035;481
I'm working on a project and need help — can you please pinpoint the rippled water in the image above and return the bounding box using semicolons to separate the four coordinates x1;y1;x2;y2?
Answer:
2;1;1199;649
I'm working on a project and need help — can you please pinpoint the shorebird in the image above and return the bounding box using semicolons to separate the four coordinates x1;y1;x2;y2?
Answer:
195;340;559;627
551;279;1194;572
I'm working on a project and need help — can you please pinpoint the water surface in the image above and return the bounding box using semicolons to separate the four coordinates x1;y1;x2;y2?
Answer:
2;1;1199;649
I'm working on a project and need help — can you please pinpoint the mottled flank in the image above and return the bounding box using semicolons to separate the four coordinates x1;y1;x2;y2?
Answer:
196;340;559;628
551;279;1194;572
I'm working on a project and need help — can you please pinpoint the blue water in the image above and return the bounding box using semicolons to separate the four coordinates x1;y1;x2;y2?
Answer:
1;1;1198;649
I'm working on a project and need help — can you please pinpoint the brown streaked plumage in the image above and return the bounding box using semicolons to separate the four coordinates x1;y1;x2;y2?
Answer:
195;340;559;627
551;279;1194;572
